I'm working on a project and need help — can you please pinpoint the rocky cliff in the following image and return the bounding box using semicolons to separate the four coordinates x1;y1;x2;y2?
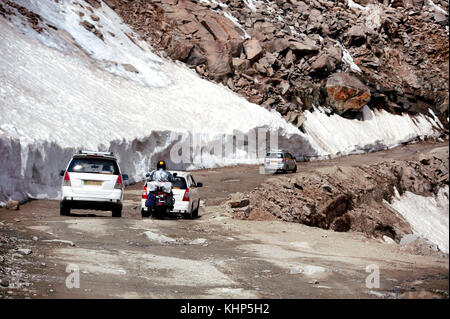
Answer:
91;0;449;127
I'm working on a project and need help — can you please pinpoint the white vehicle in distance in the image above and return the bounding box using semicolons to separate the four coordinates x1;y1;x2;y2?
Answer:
141;171;202;219
59;150;128;217
263;150;297;174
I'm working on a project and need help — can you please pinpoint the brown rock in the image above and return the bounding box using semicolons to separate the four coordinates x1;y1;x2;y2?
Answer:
346;25;367;46
243;39;264;61
6;200;19;210
267;38;290;53
232;58;251;72
200;41;233;80
229;198;250;208
200;16;229;41
167;38;193;61
122;63;139;73
229;38;244;57
85;0;101;9
103;0;116;10
80;20;95;30
186;46;206;66
326;73;371;114
288;40;319;54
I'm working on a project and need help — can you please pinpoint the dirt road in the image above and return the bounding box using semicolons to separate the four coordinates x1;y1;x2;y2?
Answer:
0;141;448;299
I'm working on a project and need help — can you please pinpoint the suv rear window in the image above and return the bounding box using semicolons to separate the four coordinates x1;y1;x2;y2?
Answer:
266;152;284;158
68;157;119;175
172;176;187;189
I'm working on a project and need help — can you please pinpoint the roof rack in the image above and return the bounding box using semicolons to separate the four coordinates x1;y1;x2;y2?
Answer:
77;150;115;157
268;149;287;153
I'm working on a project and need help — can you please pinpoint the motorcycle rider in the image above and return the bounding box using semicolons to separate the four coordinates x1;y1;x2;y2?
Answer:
146;160;175;210
147;160;175;183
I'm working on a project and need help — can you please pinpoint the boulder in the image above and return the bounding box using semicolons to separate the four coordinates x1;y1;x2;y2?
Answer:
243;39;264;61
229;198;250;208
267;38;290;53
167;38;193;61
6;200;19;210
200;41;233;80
186;46;207;66
326;73;371;114
17;248;32;255
232;58;251;72
346;25;367;46
288;40;319;54
310;46;342;75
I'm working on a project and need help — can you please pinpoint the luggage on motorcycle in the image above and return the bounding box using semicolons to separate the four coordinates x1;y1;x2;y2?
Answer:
147;181;172;193
145;192;156;207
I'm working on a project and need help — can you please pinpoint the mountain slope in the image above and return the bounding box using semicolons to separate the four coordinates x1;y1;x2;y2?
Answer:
0;0;444;204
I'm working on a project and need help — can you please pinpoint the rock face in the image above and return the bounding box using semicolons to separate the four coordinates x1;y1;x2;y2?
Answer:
10;0;444;127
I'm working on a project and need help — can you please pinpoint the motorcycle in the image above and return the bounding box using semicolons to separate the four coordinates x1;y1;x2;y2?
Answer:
144;180;174;219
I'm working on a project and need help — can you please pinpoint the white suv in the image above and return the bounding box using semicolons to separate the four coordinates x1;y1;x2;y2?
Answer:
141;171;202;219
264;150;297;174
59;151;128;217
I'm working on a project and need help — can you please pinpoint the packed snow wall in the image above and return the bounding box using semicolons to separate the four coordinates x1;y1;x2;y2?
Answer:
387;186;449;254
0;0;443;204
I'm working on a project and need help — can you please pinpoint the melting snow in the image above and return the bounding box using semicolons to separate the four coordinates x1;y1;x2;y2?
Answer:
387;186;449;254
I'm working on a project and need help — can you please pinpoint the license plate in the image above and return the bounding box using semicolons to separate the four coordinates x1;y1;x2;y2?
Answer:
84;180;102;186
271;161;279;164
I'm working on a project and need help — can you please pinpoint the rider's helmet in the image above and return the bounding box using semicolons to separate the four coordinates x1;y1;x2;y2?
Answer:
157;160;167;170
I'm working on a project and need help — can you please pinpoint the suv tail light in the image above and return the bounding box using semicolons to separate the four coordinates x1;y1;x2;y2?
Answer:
114;174;123;189
182;189;190;201
142;186;147;199
281;158;285;163
63;171;71;186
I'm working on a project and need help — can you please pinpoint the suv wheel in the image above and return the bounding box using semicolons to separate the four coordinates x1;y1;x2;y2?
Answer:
60;203;70;216
141;208;150;218
192;201;199;218
112;207;122;217
293;165;297;173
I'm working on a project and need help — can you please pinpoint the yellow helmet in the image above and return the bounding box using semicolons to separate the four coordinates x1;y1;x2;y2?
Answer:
157;160;167;170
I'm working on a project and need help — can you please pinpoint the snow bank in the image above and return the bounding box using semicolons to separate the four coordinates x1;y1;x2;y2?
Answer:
0;0;443;204
301;105;441;157
387;186;449;254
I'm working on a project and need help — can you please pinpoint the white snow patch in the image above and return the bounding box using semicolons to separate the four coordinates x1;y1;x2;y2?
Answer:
243;0;261;12
199;0;228;8
348;0;367;10
144;231;176;244
388;186;449;254
290;265;326;276
335;41;362;73
42;239;75;246
302;105;440;157
9;0;170;88
190;238;208;245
